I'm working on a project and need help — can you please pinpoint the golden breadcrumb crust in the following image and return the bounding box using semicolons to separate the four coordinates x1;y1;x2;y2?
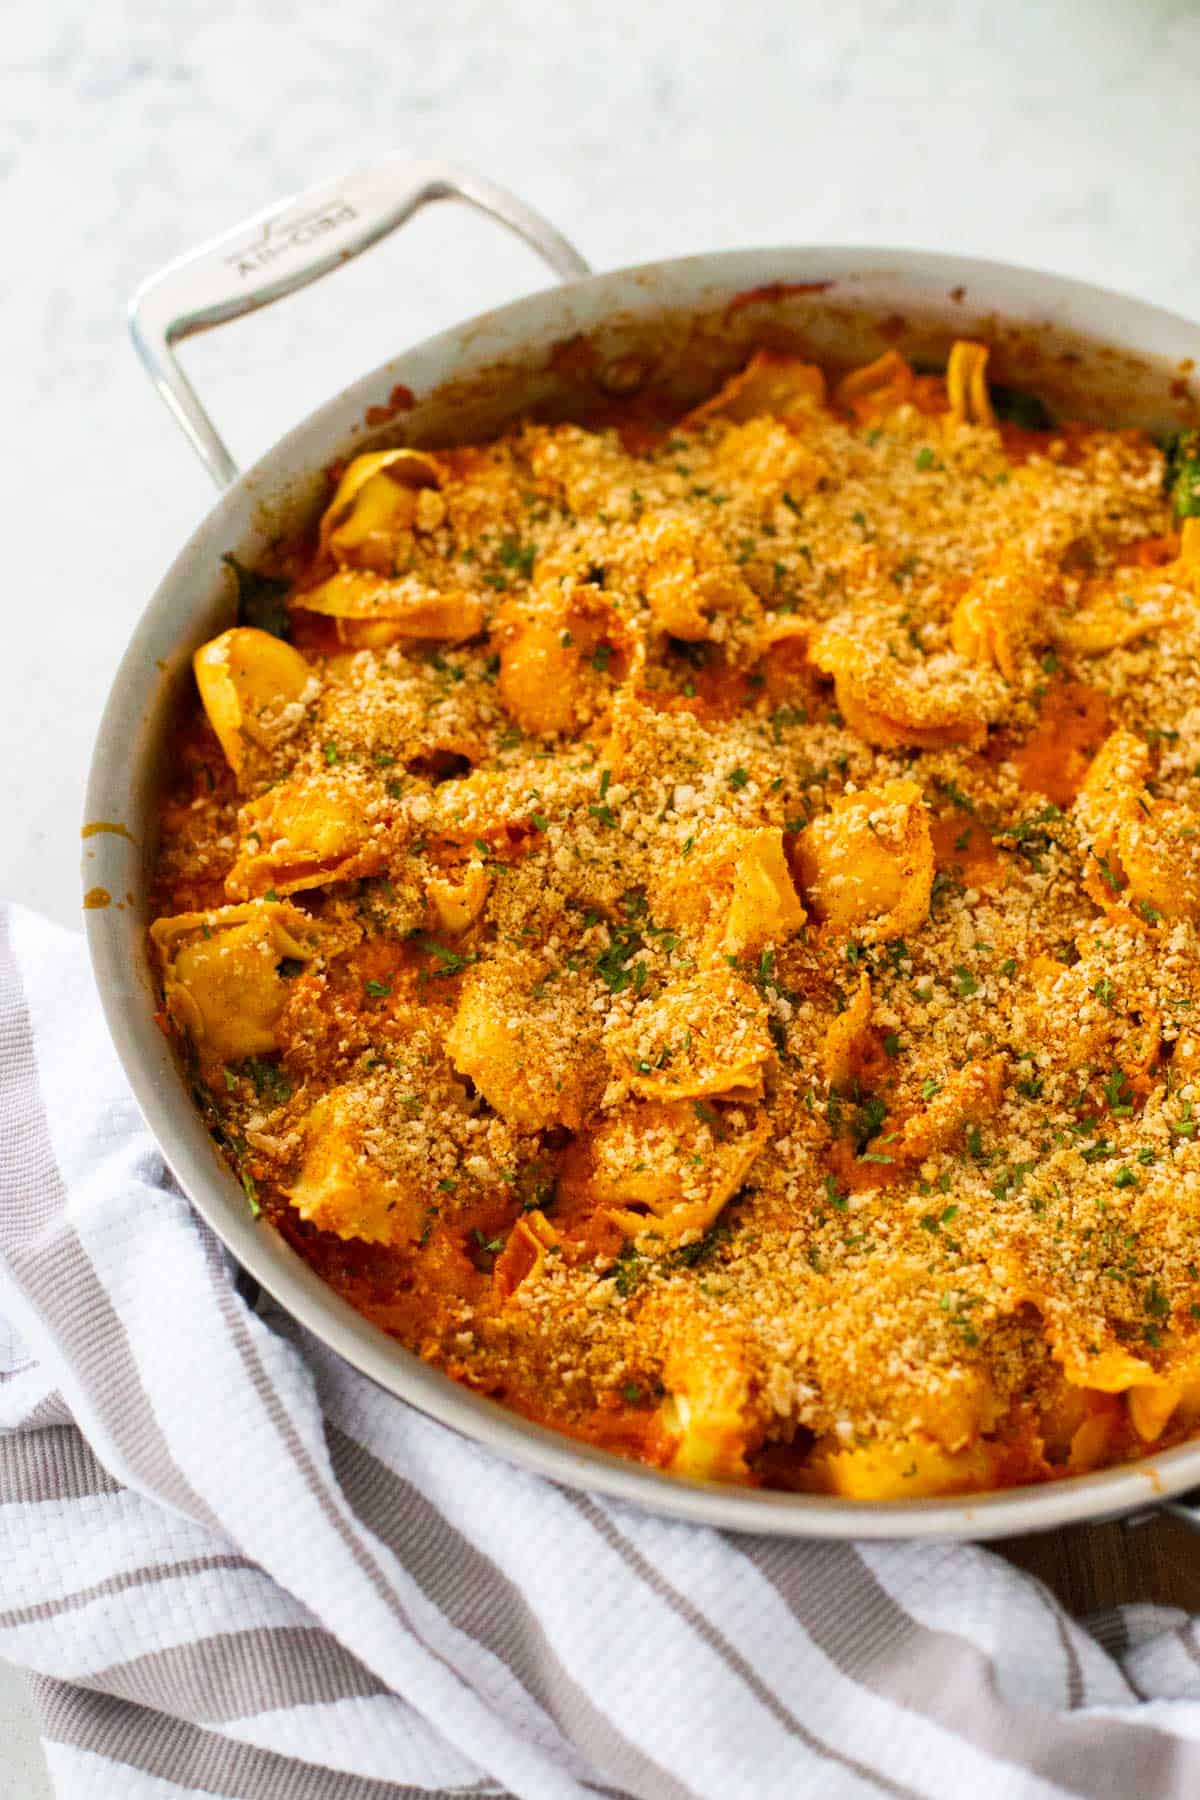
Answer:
150;347;1200;1497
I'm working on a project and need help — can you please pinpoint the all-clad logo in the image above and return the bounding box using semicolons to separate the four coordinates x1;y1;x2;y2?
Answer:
225;199;358;278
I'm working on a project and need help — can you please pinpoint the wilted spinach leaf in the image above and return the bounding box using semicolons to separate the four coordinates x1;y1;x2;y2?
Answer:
1162;429;1200;519
991;385;1055;431
223;554;292;639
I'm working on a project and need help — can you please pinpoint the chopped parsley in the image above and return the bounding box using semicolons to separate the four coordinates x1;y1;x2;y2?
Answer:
613;1243;642;1297
497;535;536;578
419;941;478;980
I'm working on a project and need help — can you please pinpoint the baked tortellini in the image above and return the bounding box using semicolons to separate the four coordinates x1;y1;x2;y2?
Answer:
684;349;827;426
603;968;773;1102
286;1055;519;1248
945;339;995;427
295;570;484;649
636;515;764;655
150;900;319;1067
150;338;1200;1501
794;778;934;942
318;448;445;567
194;628;318;784
586;1098;768;1246
1075;729;1200;921
492;575;640;737
655;1311;761;1480
226;770;390;900
657;825;805;959
445;949;606;1131
809;627;997;751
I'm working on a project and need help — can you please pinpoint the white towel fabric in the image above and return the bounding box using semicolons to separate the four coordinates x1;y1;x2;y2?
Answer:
4;901;1200;1800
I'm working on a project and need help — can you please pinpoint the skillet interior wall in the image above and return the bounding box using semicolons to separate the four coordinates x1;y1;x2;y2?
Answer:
256;283;1200;550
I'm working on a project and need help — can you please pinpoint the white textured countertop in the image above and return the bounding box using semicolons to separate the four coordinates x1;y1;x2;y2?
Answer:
3;0;1200;1792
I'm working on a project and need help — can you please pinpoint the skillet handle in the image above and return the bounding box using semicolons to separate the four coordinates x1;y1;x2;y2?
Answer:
1162;1491;1200;1532
128;155;591;491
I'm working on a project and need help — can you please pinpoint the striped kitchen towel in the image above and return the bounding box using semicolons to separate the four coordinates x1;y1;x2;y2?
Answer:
4;898;1200;1800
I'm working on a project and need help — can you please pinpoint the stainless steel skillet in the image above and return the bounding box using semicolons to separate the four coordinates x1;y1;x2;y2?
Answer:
84;152;1200;1539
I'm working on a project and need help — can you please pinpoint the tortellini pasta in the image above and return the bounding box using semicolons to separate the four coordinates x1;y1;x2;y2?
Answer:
794;778;934;941
711;419;828;511
636;515;764;653
295;570;484;649
944;340;996;428
445;950;606;1131
893;1056;1005;1161
950;544;1052;681
285;1058;516;1248
832;349;915;422
809;626;996;750
226;770;388;899
493;1209;560;1303
1074;728;1150;883
150;900;318;1066
492;577;639;737
657;825;805;959
1047;1344;1200;1446
425;859;490;935
683;350;827;427
808;1434;1003;1500
657;1315;760;1480
1050;568;1183;655
821;972;875;1091
603;968;773;1102
586;1097;768;1245
193;628;317;783
318;448;445;568
1117;805;1200;923
1075;729;1200;921
286;1081;426;1246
